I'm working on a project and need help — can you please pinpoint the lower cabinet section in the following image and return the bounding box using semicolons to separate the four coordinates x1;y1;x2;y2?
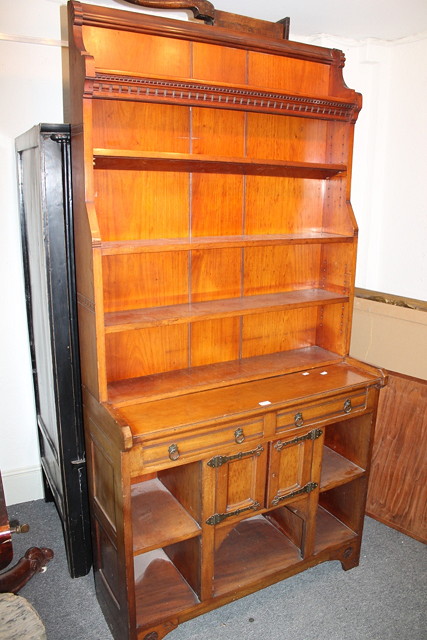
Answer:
85;372;382;640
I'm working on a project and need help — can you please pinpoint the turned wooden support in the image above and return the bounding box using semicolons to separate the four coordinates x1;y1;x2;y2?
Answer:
0;546;54;594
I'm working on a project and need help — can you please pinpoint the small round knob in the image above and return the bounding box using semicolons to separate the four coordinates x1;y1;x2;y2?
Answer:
234;428;245;444
343;398;352;414
294;412;304;427
168;443;180;461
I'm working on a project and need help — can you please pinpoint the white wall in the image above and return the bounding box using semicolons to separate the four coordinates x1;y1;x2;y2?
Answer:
0;0;426;504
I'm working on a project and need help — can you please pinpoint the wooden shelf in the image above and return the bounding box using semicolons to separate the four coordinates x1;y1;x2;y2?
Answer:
320;446;365;492
314;505;357;555
213;515;301;597
93;148;346;178
105;289;349;333
108;346;342;406
132;479;200;555
101;232;354;256
134;549;199;628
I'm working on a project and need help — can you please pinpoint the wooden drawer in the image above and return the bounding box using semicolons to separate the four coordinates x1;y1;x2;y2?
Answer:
130;417;264;473
276;390;367;434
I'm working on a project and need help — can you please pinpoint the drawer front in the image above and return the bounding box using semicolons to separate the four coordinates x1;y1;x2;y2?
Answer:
276;390;367;434
134;417;264;472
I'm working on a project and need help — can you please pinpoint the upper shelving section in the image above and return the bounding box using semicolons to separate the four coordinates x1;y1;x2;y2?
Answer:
70;0;362;124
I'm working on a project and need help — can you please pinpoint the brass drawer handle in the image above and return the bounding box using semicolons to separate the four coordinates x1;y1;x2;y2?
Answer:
168;443;180;461
344;398;352;414
234;428;245;444
294;412;304;427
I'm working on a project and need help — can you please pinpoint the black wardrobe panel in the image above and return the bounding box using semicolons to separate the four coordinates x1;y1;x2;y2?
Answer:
16;124;91;578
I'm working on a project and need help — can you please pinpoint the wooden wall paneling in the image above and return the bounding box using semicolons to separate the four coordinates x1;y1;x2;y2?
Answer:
322;176;355;236
243;245;322;296
241;307;319;358
190;317;240;367
191;42;247;84
247;52;330;95
319;242;356;294
105;324;189;381
244;177;324;234
366;372;427;543
324;413;373;470
102;251;189;312
191;107;245;156
191;173;244;237
246;114;328;164
316;303;350;356
190;247;242;301
92;102;191;153
94;170;190;241
82;26;191;76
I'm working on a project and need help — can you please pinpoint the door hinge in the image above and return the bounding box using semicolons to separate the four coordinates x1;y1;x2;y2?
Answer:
71;457;86;466
207;444;263;469
274;428;323;451
271;481;318;507
206;500;261;526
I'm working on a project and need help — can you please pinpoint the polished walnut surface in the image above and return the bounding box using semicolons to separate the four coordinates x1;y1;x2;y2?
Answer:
68;1;384;638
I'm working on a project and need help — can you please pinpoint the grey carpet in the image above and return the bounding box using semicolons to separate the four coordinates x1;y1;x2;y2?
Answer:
6;499;426;640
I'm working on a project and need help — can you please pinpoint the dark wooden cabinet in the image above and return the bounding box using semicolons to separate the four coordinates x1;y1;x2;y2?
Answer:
67;1;385;638
16;124;91;578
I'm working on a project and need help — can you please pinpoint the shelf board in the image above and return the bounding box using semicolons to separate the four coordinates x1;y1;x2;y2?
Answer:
134;549;199;628
320;447;365;492
93;148;346;178
105;289;349;333
101;232;354;255
108;346;342;406
132;479;200;555
213;515;301;597
314;505;357;555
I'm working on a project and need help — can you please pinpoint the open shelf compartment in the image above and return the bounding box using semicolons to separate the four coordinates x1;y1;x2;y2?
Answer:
131;478;201;555
134;547;200;629
213;514;302;597
108;346;342;406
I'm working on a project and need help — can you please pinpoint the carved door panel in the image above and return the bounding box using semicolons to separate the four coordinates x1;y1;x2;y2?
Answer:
266;427;323;508
205;442;267;528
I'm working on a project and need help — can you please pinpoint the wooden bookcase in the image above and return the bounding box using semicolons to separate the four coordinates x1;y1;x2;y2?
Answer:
68;2;386;639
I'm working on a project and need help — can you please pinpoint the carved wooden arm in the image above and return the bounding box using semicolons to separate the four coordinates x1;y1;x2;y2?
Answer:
123;0;215;24
0;547;54;594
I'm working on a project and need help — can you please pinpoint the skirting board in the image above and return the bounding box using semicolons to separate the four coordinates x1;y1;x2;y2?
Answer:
2;465;44;506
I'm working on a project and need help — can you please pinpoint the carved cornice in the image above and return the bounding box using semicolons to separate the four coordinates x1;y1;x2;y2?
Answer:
92;72;359;121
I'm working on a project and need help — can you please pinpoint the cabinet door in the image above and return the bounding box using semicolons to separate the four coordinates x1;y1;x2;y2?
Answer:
205;442;267;527
16;125;91;578
267;427;323;508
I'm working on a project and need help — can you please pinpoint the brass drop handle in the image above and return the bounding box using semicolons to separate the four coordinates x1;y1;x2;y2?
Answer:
344;398;352;414
294;412;304;427
168;443;180;461
234;428;245;444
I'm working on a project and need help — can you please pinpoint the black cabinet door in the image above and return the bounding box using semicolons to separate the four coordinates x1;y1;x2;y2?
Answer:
16;124;91;577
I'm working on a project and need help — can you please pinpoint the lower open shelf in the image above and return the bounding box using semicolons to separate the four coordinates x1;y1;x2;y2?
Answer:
108;346;342;405
135;549;200;629
314;505;358;554
213;514;302;597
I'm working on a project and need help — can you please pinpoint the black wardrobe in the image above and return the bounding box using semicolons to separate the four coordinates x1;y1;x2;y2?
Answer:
16;124;91;577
